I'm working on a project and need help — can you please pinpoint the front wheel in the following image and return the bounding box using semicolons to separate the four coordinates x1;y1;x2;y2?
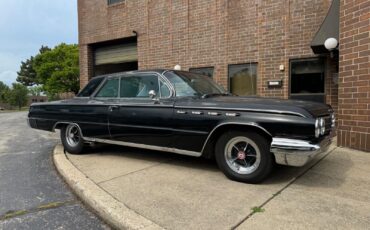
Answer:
61;124;84;154
215;131;273;183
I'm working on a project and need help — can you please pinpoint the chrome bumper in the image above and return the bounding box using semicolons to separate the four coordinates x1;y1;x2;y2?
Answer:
271;136;331;167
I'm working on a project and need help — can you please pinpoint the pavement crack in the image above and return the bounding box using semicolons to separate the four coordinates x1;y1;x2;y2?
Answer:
0;200;77;221
97;159;173;185
231;147;338;229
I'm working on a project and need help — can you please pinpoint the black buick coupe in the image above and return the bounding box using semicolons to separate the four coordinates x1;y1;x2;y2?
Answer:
28;70;334;183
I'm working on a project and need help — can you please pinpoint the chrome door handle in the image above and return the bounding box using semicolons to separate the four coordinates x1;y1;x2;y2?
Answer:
109;105;119;112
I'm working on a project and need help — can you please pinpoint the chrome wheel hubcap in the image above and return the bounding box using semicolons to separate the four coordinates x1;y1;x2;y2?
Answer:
66;125;80;147
224;136;261;174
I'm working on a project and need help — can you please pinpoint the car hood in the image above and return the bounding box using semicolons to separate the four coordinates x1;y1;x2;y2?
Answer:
176;96;332;118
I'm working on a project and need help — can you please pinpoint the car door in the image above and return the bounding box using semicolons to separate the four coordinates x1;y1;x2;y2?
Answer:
108;73;175;147
77;77;119;139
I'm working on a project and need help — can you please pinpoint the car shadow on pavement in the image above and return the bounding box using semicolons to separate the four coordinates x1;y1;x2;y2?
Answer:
80;144;349;186
85;144;220;172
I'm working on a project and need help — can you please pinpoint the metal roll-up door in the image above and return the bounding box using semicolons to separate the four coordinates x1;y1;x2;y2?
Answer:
94;43;137;66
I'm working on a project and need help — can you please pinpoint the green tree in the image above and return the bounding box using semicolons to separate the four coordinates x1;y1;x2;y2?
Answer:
7;83;29;110
16;46;51;86
0;81;10;103
28;85;44;96
33;43;79;97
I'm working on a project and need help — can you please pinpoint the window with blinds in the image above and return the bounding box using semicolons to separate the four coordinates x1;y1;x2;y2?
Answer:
108;0;124;5
228;63;258;96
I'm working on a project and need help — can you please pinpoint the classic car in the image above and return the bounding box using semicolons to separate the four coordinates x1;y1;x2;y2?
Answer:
28;70;334;183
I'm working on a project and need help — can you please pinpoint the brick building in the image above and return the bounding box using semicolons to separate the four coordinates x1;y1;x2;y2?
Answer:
78;0;369;151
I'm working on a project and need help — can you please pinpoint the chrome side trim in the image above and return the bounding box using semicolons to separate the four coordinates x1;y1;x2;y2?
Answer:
191;111;203;115
108;122;208;135
271;136;331;167
83;137;202;157
201;122;272;153
208;112;221;116
175;106;306;117
176;110;187;114
225;112;240;117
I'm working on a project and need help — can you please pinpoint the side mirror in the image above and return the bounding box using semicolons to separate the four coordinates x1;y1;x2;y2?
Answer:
148;90;157;99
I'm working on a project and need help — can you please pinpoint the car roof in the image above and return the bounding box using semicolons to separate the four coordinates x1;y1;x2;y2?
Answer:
95;69;172;78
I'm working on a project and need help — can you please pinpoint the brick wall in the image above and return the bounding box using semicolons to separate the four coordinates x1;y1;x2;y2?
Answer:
338;0;370;151
78;0;333;97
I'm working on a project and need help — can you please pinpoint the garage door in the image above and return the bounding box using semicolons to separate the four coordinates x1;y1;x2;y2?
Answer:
94;43;137;66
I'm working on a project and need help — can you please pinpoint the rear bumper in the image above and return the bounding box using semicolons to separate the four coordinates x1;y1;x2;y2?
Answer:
27;117;38;129
270;136;331;167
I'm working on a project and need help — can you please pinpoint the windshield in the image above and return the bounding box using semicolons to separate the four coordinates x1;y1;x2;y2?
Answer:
164;71;226;97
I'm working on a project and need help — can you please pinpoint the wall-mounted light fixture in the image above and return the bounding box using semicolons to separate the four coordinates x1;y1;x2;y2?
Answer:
324;37;338;58
174;65;181;70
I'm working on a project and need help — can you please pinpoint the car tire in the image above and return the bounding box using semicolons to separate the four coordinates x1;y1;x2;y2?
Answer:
215;131;273;183
61;124;85;154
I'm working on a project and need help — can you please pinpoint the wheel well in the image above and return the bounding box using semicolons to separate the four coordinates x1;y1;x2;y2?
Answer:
53;122;69;132
202;124;272;159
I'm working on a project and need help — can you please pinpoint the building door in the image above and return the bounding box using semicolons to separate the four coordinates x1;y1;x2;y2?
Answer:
93;39;138;76
289;58;325;103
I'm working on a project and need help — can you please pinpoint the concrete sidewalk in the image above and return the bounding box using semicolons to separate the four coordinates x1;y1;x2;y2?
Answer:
53;141;370;230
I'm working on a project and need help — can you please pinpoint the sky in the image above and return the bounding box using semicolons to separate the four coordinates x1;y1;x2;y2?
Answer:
0;0;78;86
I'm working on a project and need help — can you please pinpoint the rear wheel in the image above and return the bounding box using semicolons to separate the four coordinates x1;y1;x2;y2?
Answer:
215;131;273;183
61;124;84;154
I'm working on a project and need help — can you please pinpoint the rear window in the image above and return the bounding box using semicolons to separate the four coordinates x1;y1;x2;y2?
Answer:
77;77;104;97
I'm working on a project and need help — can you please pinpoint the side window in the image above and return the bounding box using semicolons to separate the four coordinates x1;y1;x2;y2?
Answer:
95;78;119;98
77;77;104;97
159;80;171;98
120;75;159;98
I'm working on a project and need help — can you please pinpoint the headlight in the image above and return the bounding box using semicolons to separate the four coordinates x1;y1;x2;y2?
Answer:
331;113;335;128
320;118;325;135
315;119;320;138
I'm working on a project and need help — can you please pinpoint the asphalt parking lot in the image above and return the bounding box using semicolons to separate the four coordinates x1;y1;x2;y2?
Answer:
0;112;108;229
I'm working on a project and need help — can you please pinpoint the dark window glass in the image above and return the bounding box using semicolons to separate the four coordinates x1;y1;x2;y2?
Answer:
108;0;124;5
77;77;104;97
289;58;325;103
189;67;214;78
96;78;119;98
290;59;325;94
120;75;159;98
228;63;257;96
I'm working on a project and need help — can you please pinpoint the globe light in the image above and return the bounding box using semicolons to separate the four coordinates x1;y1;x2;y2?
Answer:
324;38;338;50
174;64;181;70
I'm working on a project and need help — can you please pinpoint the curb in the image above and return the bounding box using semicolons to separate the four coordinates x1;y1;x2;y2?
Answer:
53;144;163;230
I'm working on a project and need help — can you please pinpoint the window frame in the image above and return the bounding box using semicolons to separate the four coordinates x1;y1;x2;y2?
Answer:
228;63;258;96
289;57;326;96
107;0;125;6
